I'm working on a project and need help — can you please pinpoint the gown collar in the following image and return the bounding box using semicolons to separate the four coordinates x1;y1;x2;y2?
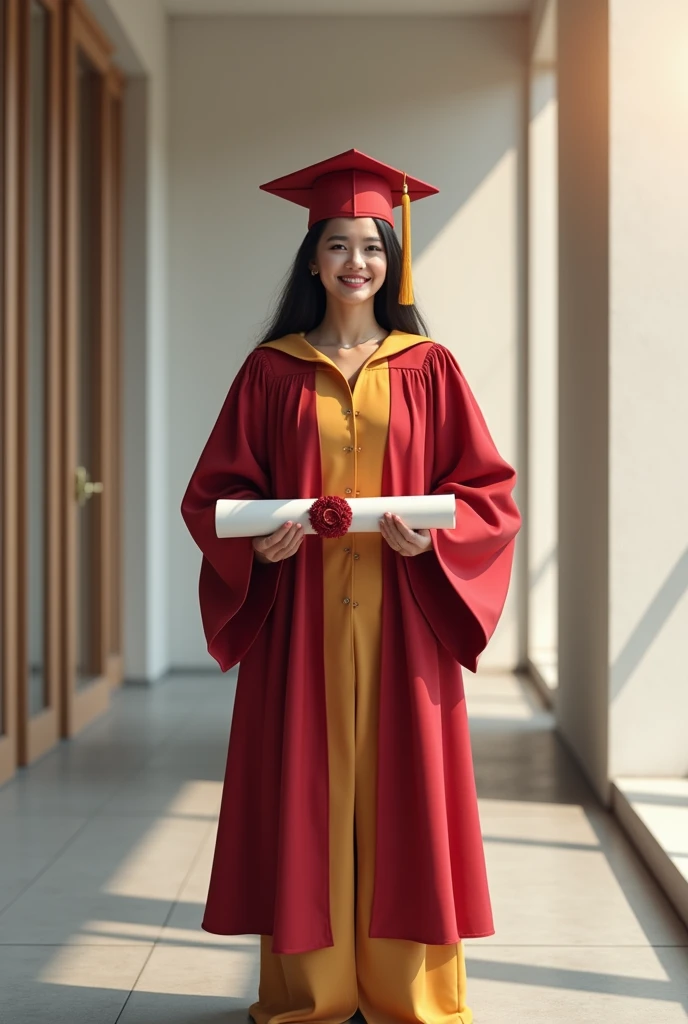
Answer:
262;329;430;369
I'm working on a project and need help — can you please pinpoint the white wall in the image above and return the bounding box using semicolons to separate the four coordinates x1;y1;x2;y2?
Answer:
608;0;688;777
167;14;528;671
87;0;170;682
527;68;558;687
557;0;688;792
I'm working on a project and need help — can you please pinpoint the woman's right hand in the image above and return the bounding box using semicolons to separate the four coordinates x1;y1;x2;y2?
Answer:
252;521;305;564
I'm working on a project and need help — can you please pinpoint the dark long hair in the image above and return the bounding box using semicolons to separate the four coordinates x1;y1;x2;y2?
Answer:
256;218;430;345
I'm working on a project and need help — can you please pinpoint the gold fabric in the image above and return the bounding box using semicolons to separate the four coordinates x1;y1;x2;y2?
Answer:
250;333;472;1024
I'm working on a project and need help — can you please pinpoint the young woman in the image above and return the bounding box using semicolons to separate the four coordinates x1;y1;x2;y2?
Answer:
180;149;521;1024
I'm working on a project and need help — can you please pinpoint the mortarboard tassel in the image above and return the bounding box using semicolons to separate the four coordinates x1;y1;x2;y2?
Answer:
398;175;414;306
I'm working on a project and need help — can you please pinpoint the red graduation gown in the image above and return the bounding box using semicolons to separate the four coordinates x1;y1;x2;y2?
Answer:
180;333;521;955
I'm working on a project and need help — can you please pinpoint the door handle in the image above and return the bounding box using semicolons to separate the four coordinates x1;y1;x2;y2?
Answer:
75;465;103;507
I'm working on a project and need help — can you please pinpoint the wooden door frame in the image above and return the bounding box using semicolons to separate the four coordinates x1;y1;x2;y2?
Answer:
62;0;114;735
0;0;21;785
16;0;65;765
1;0;123;777
106;65;124;689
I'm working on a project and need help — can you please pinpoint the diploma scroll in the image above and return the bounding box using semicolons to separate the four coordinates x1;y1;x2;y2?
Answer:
215;495;456;538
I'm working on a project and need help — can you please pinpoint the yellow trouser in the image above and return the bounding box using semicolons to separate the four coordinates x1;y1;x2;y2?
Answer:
248;531;472;1024
248;362;472;1024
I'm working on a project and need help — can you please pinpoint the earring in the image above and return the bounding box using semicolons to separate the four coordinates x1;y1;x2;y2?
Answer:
311;268;319;276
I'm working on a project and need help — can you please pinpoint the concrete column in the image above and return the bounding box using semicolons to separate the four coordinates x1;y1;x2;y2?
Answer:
557;0;688;801
557;0;610;801
527;64;558;688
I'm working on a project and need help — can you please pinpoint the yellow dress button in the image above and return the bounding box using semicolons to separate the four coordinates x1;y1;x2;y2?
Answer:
356;447;362;452
343;547;351;554
353;553;360;560
343;597;350;605
343;408;352;416
345;488;352;494
353;602;359;608
342;446;354;453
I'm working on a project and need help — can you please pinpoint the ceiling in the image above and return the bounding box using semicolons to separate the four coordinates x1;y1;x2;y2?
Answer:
164;0;531;16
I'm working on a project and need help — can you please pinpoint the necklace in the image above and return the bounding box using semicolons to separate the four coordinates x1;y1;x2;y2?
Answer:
309;331;387;350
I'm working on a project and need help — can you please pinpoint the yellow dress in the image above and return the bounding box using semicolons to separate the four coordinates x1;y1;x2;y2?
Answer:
249;334;472;1024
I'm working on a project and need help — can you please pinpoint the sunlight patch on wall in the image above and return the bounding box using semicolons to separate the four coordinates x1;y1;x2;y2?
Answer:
413;147;518;452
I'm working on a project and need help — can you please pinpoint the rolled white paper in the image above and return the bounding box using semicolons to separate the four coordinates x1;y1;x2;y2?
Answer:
215;495;456;538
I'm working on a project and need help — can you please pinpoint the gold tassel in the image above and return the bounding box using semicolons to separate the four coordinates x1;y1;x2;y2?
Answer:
398;174;414;306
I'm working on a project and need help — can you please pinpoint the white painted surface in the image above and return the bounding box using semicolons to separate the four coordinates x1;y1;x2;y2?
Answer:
165;0;530;16
608;0;688;776
87;0;171;682
530;0;555;62
167;14;527;671
557;0;688;786
527;70;558;684
613;778;688;930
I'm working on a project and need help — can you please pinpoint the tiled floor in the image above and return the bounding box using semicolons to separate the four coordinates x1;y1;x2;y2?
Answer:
0;670;686;1023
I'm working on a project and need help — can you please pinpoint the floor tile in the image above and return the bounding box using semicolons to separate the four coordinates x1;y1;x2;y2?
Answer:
162;826;242;946
482;811;687;947
0;815;210;945
95;777;223;818
117;942;259;1023
464;944;688;1023
0;816;86;914
0;944;151;1024
1;670;687;1024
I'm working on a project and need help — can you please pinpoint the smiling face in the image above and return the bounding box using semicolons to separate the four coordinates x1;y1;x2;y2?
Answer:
310;217;388;305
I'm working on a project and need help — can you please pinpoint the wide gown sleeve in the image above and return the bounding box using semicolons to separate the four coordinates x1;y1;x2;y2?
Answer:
180;349;283;671
405;344;521;672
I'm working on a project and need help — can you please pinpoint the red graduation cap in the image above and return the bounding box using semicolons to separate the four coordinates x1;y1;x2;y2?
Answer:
259;148;439;305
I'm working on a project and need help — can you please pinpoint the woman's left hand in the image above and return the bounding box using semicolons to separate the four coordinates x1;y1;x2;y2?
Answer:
379;512;432;557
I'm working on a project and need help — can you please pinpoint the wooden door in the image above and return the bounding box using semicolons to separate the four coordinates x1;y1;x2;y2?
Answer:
0;0;20;784
62;0;121;735
0;0;123;780
15;0;64;764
